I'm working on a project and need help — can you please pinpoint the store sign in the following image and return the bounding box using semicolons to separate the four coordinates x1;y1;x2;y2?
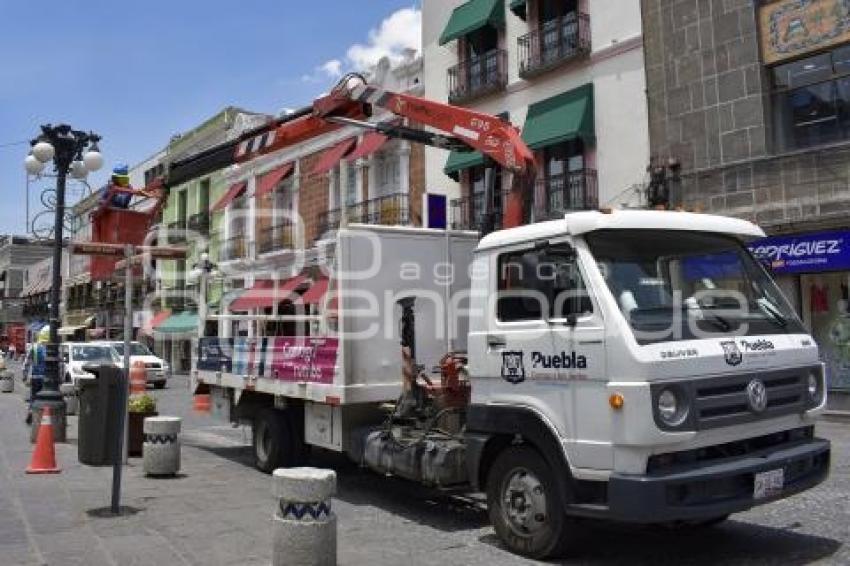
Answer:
748;230;850;274
759;0;850;64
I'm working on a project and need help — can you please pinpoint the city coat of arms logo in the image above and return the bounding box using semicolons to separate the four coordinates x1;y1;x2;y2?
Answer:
720;340;743;366
501;351;526;384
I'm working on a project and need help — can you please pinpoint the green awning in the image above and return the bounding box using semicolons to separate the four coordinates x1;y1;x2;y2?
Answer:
522;84;595;150
154;311;199;335
439;0;505;45
510;0;526;20
444;150;486;179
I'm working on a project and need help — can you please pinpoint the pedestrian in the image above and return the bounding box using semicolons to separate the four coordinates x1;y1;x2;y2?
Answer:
25;341;47;425
9;343;16;361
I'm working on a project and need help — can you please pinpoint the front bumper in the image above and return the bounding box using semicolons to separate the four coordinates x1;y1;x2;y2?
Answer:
145;369;168;384
605;438;830;523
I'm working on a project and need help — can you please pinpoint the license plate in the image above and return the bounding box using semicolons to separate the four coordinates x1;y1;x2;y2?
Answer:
753;468;784;500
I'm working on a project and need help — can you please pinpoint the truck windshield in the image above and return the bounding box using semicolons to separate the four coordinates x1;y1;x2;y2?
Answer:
585;229;805;345
112;342;153;356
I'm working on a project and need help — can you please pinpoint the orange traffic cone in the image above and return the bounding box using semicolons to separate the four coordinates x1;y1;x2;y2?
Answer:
130;360;147;395
26;406;61;474
193;393;211;414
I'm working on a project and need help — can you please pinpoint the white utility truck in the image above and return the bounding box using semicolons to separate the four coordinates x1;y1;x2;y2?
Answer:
194;211;830;559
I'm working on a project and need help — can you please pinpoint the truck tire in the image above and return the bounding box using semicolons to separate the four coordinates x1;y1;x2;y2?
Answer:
252;408;300;473
486;445;577;559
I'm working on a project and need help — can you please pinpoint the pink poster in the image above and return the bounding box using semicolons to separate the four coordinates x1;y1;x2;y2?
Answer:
268;337;338;384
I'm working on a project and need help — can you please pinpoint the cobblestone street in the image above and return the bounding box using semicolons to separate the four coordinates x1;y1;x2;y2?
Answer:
0;367;846;565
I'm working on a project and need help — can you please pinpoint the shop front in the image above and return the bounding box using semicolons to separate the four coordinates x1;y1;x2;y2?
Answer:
750;229;850;395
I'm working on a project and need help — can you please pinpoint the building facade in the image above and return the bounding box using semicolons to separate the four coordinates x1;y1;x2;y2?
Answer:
0;236;55;345
208;55;426;339
642;0;850;397
154;106;270;371
422;0;650;232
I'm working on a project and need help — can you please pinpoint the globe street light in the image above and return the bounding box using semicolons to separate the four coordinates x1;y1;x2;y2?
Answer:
24;124;103;440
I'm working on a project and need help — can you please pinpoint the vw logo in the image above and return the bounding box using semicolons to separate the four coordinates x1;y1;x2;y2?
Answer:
747;379;768;413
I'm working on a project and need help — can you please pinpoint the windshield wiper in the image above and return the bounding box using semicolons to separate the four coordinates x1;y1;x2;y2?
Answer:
755;298;788;328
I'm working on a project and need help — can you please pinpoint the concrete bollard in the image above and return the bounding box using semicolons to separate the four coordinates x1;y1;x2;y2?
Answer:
0;370;13;393
272;467;337;566
143;416;181;476
59;383;77;415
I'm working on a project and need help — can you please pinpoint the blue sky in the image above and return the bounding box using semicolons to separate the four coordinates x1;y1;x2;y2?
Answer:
0;0;421;234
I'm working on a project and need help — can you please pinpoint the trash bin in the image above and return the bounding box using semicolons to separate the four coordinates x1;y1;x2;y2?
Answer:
77;365;124;466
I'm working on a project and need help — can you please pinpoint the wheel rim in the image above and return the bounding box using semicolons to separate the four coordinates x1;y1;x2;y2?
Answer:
500;466;548;537
256;422;271;462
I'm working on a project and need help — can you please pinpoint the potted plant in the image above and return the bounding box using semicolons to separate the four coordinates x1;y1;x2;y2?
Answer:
128;393;157;456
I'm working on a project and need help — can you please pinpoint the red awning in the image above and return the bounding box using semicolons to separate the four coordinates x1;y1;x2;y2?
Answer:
211;181;247;212
301;278;329;305
255;163;294;199
229;275;308;312
345;131;389;162
141;310;172;337
311;138;357;175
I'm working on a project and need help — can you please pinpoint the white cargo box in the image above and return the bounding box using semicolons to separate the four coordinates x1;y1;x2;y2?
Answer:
196;224;478;405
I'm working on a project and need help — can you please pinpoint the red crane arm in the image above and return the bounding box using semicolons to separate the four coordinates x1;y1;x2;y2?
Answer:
235;76;535;174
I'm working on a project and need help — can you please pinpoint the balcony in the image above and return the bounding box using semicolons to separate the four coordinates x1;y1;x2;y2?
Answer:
167;219;187;244
318;192;411;235
257;220;295;254
187;212;210;236
222;234;248;261
532;170;598;221
447;49;507;104
450;191;507;234
518;13;591;79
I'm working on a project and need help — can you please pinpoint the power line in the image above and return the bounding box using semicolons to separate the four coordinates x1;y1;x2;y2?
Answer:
0;140;30;149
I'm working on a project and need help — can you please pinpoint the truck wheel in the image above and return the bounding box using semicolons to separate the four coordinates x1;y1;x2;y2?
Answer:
153;382;166;389
486;445;576;559
252;408;300;473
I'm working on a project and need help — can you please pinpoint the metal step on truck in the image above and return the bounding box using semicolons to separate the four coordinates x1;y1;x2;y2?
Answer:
193;211;831;559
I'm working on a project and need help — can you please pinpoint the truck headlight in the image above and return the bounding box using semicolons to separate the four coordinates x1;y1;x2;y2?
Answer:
657;387;689;427
806;370;822;406
807;373;818;400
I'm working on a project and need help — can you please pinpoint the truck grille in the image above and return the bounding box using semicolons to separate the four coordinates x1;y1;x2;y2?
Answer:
692;369;808;430
145;362;161;369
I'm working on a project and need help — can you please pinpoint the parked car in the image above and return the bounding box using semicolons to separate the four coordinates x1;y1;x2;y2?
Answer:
60;343;122;385
96;341;170;389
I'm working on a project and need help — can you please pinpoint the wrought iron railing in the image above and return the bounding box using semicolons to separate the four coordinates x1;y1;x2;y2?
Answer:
257;220;295;254
518;12;591;78
318;192;411;235
187;212;210;235
450;190;508;234
448;49;508;104
167;219;187;243
532;170;598;221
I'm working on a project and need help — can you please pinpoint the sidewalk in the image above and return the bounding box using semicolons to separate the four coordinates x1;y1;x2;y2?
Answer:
0;367;533;566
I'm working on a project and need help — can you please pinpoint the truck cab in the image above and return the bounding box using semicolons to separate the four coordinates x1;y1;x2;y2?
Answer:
466;209;830;557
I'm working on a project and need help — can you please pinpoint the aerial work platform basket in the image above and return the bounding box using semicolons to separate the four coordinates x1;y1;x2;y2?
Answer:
88;179;165;280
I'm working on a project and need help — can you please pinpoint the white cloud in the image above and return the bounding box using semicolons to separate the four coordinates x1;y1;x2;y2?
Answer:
300;7;421;87
345;7;421;71
320;59;343;78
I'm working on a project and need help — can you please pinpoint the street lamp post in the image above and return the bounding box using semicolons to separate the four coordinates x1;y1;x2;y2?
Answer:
25;124;103;439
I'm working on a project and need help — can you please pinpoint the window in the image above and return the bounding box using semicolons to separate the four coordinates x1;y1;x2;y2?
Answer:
345;162;358;205
772;45;850;150
497;243;591;322
538;139;586;214
468;165;503;229
376;154;400;192
464;26;500;91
